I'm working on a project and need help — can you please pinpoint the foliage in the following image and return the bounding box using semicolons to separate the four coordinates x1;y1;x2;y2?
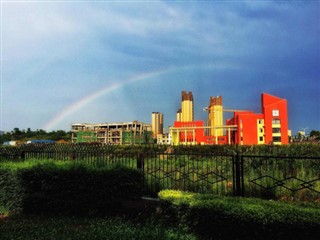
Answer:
143;153;235;197
0;160;143;216
242;155;320;201
0;128;71;143
172;143;320;157
0;216;197;240
158;190;320;240
1;144;318;201
310;130;320;140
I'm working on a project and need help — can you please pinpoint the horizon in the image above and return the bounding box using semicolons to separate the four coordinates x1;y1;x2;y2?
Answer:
1;1;319;134
2;90;318;136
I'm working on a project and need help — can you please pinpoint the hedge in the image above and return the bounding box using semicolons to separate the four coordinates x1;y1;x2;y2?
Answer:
0;160;143;216
0;215;198;240
158;190;320;240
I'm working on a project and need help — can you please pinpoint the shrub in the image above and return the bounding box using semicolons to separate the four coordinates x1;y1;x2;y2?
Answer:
0;215;197;240
0;160;143;216
158;190;320;240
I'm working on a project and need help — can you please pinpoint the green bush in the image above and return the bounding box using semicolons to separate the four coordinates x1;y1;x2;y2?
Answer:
158;190;320;240
0;160;143;216
171;143;320;157
0;215;197;240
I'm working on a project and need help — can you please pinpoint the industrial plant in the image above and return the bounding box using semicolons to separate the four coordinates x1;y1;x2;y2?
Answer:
169;91;289;145
71;91;289;145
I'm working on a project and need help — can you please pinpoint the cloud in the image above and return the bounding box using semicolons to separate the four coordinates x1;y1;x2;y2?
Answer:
2;2;85;61
93;2;189;36
1;1;319;132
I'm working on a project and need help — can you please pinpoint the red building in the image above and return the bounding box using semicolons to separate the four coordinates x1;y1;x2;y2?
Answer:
261;93;289;144
169;92;289;145
203;135;228;145
172;120;205;145
227;93;288;145
171;120;230;145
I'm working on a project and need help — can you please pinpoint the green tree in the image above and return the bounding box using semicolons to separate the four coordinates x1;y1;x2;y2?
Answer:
0;128;71;144
310;130;320;140
11;128;24;140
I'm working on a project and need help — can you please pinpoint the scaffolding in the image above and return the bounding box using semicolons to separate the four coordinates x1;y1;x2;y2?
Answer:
71;121;152;145
76;131;98;143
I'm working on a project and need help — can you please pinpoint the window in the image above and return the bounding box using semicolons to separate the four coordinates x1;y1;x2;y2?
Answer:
272;109;279;116
272;137;281;142
272;128;281;133
259;128;264;133
272;119;281;124
259;136;264;142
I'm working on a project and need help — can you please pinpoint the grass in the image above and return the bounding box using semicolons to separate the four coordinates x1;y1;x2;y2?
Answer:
2;154;319;201
0;206;7;215
1;150;319;239
143;154;320;201
1;154;319;202
0;215;197;240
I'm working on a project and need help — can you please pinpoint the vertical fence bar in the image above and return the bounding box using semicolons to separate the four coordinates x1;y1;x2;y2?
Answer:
137;152;145;194
232;155;236;195
235;153;242;196
240;155;245;196
137;152;144;170
20;151;25;161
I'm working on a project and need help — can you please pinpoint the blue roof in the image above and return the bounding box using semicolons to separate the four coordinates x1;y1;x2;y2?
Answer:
28;140;55;143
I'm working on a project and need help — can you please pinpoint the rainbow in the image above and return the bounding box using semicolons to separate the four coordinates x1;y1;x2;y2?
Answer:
43;63;237;131
43;67;178;131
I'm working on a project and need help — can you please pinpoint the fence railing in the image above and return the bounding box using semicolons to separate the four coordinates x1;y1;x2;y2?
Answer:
240;155;320;200
138;152;235;196
1;144;319;201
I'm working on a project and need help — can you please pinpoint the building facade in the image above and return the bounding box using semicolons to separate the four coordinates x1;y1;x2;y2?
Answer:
151;112;163;139
71;121;152;145
157;133;172;145
226;93;289;145
170;120;205;145
261;93;289;144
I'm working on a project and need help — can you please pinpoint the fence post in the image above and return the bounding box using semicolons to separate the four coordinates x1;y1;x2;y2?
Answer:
235;152;242;196
137;152;145;170
20;150;25;160
137;152;146;195
240;155;245;196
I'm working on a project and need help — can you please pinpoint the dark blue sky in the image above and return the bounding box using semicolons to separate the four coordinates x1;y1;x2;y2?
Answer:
1;1;319;134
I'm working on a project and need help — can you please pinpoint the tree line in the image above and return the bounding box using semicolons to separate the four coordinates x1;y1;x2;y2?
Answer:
1;128;319;145
309;130;320;139
0;128;71;143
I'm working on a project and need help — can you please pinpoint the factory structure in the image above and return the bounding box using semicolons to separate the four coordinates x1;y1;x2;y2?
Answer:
71;91;289;145
168;91;289;145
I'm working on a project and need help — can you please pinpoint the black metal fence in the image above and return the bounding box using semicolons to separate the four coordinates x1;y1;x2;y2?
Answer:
1;144;319;201
239;155;320;200
139;152;235;197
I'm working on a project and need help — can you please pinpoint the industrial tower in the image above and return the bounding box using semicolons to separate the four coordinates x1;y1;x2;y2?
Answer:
181;91;194;122
208;96;224;136
176;109;182;121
